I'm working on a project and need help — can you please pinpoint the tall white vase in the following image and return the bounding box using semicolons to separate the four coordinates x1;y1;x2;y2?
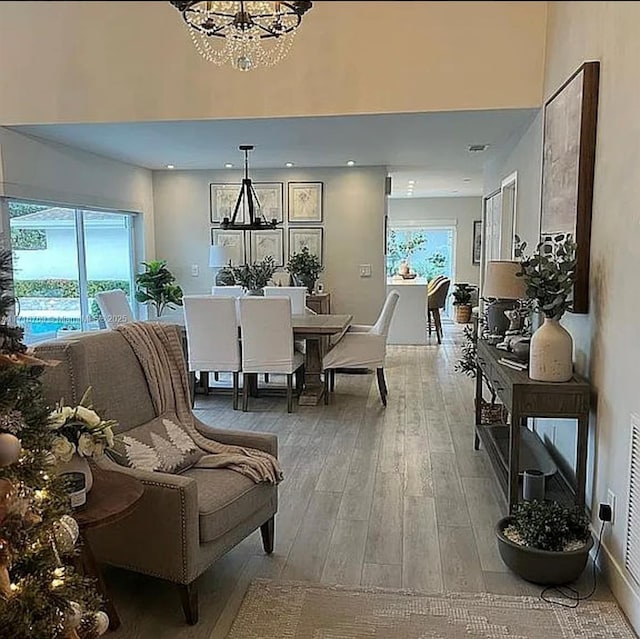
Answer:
60;454;94;492
529;317;573;382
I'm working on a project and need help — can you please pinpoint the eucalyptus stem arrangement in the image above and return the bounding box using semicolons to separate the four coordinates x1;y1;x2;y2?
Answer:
231;256;277;294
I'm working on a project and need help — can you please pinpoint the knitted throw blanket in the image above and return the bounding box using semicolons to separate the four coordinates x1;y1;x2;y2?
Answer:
116;322;282;484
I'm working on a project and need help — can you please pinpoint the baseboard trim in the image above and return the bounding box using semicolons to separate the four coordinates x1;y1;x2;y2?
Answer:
594;533;640;633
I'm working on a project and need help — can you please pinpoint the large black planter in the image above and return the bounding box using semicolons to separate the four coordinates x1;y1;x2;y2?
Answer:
495;517;594;585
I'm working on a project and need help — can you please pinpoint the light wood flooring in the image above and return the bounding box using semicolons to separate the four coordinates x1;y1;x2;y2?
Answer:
107;326;610;639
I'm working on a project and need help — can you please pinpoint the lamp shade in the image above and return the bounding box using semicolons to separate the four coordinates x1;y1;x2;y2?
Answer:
209;245;231;268
483;261;526;299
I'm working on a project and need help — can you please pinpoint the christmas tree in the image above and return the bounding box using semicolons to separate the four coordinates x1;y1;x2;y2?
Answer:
0;248;107;639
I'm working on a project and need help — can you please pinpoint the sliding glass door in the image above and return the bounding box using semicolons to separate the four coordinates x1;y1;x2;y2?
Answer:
7;200;137;344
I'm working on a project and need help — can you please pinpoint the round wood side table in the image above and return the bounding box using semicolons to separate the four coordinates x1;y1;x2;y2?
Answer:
74;465;144;632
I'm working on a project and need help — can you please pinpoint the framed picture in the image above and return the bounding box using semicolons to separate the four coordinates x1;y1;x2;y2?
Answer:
210;229;246;265
541;61;599;313
289;227;323;264
250;229;284;267
288;182;323;223
253;183;284;223
472;220;482;265
210;184;240;223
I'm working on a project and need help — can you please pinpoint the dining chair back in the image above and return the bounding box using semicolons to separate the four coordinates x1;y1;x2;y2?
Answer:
263;286;307;315
94;289;134;328
371;290;401;336
211;286;244;297
238;297;304;412
183;295;241;409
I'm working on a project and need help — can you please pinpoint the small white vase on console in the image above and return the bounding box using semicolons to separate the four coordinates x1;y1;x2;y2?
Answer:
60;454;94;492
529;317;573;382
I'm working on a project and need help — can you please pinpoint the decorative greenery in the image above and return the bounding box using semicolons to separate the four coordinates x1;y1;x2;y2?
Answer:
13;279;130;299
452;283;473;306
0;248;104;638
386;230;428;276
504;500;590;552
286;247;324;293
135;260;183;317
231;256;277;293
455;325;477;378
215;267;236;287
11;229;47;251
48;389;117;463
515;235;577;320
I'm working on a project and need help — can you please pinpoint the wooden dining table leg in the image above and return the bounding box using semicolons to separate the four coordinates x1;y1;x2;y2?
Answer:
298;337;325;406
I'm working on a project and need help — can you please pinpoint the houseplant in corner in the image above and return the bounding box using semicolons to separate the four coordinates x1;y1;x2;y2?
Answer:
231;256;277;295
135;260;183;317
452;283;474;323
516;234;577;382
286;246;324;294
496;499;593;584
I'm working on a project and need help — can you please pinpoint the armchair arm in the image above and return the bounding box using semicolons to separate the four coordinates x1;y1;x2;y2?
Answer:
92;456;200;583
193;420;278;457
348;324;373;333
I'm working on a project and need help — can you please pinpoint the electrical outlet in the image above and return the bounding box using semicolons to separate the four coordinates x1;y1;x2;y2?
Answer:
607;489;617;525
359;264;372;278
191;264;199;277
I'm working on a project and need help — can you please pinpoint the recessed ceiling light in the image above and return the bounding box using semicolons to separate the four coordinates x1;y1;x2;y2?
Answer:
166;164;175;169
408;180;416;185
285;162;294;168
224;163;233;168
346;160;356;167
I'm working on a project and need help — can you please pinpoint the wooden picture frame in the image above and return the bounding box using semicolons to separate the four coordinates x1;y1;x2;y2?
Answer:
472;220;482;265
541;61;599;314
288;227;323;264
287;182;323;223
210;229;246;265
249;229;284;267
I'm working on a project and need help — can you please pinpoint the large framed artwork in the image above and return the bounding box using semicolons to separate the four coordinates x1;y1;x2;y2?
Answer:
210;182;284;224
288;227;323;264
250;229;284;267
541;61;599;314
287;182;323;223
253;183;284;223
210;184;240;223
210;229;246;265
472;220;482;265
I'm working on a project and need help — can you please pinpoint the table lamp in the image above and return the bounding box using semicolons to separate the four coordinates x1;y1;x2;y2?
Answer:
209;245;232;285
483;261;527;339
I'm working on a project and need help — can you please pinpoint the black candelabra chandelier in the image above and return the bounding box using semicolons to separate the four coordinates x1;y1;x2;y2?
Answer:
220;145;280;230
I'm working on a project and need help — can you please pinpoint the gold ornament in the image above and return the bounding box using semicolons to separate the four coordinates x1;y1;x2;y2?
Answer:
0;432;21;466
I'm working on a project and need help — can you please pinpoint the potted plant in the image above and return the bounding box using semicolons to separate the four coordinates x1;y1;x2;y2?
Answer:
496;499;593;585
135;260;183;317
515;235;576;382
286;247;324;294
231;256;277;295
452;283;473;323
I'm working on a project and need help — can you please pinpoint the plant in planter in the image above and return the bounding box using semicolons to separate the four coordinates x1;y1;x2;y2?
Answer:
231;256;277;295
496;499;592;585
452;283;474;323
286;247;324;294
515;235;577;382
135;260;183;317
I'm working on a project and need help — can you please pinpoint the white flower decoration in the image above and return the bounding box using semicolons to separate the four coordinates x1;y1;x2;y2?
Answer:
52;436;76;463
75;406;102;429
77;432;96;458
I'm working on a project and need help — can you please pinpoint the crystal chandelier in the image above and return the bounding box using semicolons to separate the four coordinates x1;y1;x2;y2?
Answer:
169;1;313;71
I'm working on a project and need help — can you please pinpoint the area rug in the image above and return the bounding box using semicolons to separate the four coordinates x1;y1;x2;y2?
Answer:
226;580;636;638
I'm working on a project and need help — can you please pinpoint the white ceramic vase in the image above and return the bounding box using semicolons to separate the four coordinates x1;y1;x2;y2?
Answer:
529;317;573;382
61;454;94;492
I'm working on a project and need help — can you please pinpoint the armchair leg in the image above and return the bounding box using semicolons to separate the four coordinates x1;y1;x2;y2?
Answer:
286;373;294;413
427;311;432;337
330;369;335;392
213;371;219;382
434;309;443;344
242;374;250;412
260;516;275;554
179;582;199;626
376;368;388;407
264;373;270;384
295;366;305;393
232;371;239;411
201;371;210;395
324;369;330;405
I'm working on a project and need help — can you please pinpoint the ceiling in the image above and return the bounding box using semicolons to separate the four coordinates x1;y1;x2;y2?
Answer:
10;109;537;198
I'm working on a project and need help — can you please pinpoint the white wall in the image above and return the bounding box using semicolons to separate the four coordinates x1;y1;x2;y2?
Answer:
388;197;482;286
0;128;154;260
152;167;387;324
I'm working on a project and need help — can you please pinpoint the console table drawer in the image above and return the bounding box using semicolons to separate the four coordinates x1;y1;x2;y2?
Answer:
489;365;513;412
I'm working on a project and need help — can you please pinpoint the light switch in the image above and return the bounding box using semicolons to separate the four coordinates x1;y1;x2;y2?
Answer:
191;264;199;277
359;264;372;278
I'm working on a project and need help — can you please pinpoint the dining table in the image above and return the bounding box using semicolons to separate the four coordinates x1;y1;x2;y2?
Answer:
291;313;352;405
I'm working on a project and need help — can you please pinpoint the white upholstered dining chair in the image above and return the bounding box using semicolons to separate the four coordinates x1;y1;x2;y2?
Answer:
211;285;244;297
263;286;308;315
94;289;134;328
238;297;305;413
322;290;400;406
183;295;241;409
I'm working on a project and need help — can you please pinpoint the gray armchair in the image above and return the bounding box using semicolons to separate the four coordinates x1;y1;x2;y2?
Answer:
34;330;278;624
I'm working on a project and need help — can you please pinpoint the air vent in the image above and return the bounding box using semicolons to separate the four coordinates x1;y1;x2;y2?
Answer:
468;144;489;153
625;414;640;585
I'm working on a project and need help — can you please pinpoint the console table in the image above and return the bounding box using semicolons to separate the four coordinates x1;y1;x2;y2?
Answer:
307;293;331;314
474;340;590;513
